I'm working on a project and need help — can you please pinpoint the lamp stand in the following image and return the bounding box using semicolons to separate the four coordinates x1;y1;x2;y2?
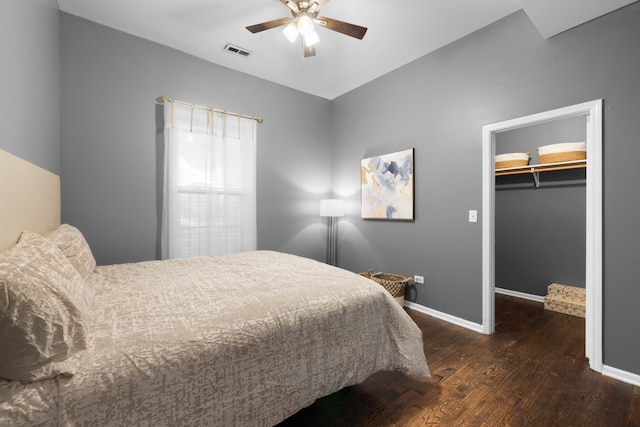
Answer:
319;199;344;266
326;216;338;266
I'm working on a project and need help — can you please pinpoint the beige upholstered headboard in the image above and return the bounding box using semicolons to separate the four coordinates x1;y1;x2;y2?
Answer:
0;149;61;253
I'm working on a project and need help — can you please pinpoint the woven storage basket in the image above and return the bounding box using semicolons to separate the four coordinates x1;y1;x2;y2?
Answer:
538;151;586;164
359;269;411;306
495;152;530;169
537;142;586;164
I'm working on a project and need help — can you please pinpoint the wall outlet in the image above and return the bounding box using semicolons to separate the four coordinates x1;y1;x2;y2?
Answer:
468;210;478;223
414;275;424;284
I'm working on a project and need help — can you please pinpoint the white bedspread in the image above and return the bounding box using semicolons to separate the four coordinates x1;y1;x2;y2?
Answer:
0;251;429;426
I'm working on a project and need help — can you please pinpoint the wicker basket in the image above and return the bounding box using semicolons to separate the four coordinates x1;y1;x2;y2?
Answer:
359;269;411;306
537;142;586;164
538;151;586;164
495;152;530;169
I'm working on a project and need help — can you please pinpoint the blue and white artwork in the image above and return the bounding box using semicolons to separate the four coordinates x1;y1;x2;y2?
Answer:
361;148;414;220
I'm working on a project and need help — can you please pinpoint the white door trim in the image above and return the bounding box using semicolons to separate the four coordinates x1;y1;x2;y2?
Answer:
481;99;603;372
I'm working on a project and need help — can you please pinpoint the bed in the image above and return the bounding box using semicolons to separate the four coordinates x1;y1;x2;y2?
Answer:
0;149;430;426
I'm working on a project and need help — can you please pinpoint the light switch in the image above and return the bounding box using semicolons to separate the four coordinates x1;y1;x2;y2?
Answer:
468;210;478;223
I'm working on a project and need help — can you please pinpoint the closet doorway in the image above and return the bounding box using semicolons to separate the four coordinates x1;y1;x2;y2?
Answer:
481;100;603;373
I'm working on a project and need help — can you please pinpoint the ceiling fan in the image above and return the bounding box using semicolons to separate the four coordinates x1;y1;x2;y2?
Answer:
246;0;367;58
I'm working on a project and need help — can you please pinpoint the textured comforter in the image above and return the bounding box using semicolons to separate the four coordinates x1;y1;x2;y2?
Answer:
0;251;429;426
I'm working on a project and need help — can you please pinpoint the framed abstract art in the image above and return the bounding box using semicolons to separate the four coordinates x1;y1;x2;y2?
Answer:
360;148;414;220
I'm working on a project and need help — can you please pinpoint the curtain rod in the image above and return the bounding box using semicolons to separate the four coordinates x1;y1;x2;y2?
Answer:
156;96;263;123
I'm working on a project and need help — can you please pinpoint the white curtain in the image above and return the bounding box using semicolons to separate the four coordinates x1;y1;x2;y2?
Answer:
161;101;257;259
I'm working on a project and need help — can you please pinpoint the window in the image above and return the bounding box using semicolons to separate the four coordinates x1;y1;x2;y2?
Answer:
161;100;257;259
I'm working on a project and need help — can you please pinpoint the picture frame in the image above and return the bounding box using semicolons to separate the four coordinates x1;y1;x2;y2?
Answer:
360;148;414;220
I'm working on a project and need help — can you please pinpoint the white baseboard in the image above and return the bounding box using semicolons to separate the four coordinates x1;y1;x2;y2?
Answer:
495;287;545;303
404;301;484;333
602;364;640;387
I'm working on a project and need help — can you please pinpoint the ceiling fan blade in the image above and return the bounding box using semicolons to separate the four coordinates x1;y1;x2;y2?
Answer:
304;44;316;58
246;17;291;34
317;16;367;39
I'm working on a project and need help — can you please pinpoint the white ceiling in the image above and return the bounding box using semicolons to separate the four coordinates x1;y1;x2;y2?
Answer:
57;0;637;100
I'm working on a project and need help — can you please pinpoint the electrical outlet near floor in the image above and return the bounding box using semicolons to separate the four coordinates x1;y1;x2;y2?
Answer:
414;275;424;284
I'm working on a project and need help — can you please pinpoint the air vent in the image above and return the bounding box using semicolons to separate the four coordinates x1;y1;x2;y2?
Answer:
224;43;251;57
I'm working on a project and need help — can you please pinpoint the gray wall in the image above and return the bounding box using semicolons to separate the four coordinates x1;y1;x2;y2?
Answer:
331;5;640;375
495;117;586;296
0;0;60;173
60;14;332;265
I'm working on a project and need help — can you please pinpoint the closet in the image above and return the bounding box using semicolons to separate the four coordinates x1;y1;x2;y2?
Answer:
482;99;602;371
494;116;586;299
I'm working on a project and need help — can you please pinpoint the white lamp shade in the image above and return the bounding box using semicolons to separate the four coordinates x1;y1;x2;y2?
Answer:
297;14;314;36
320;199;344;217
283;23;299;43
304;31;319;47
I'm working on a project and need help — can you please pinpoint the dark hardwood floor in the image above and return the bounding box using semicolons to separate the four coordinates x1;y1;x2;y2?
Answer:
278;294;640;426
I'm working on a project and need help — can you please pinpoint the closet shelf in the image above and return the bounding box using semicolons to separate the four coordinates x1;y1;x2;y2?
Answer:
495;159;586;177
495;159;586;188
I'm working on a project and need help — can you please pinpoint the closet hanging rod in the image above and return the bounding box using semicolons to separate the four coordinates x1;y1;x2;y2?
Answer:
156;96;263;123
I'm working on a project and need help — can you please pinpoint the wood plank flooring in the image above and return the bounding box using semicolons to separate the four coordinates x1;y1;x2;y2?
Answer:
278;294;640;426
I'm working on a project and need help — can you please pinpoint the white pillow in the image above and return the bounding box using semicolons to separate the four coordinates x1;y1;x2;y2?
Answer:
0;231;92;382
46;224;97;279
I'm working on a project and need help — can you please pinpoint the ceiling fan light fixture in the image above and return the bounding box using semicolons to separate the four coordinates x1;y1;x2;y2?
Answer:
283;22;299;43
246;0;367;58
304;31;319;47
297;14;314;36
